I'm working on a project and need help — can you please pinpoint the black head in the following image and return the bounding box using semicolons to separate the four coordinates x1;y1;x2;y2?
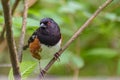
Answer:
40;18;58;29
37;18;61;46
39;18;60;35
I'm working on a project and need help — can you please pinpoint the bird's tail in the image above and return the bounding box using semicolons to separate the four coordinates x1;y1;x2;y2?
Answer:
23;45;29;50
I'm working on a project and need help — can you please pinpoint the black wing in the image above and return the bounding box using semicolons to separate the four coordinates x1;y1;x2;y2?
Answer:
23;31;38;50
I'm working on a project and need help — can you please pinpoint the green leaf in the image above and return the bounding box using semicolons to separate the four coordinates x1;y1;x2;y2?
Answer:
8;61;37;80
8;68;14;80
20;61;37;78
85;48;118;58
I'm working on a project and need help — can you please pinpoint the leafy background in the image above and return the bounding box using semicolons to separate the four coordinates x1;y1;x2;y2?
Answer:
0;0;120;79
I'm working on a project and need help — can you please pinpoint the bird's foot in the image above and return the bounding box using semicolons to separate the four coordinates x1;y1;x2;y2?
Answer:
54;52;60;61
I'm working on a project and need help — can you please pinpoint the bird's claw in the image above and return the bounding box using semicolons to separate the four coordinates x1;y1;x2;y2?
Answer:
54;52;60;61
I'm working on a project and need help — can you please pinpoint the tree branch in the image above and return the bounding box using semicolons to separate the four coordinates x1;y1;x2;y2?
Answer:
18;0;28;62
0;25;5;43
1;0;21;80
39;0;113;78
0;0;21;43
12;0;20;15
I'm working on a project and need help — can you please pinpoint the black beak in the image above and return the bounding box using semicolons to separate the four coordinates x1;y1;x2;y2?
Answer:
40;23;46;29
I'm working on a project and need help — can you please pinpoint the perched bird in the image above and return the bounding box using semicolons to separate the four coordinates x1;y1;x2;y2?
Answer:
23;18;61;60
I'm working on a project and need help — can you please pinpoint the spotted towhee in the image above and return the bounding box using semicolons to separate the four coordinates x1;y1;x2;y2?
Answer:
23;18;61;60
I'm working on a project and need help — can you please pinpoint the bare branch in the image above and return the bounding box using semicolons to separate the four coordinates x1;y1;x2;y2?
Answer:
12;0;20;15
0;25;5;43
1;0;21;80
39;0;113;78
18;0;28;62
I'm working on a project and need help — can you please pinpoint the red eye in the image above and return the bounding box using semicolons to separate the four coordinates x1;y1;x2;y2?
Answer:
47;21;51;26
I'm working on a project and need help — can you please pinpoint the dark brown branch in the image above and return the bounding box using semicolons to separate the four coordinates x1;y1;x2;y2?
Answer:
39;0;113;78
18;0;28;62
1;0;21;80
12;0;20;15
0;25;5;43
0;0;21;43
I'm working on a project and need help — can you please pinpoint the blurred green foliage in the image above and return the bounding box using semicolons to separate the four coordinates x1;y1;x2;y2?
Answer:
0;0;120;78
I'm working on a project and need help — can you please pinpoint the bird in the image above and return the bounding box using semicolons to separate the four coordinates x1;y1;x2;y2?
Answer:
23;18;61;61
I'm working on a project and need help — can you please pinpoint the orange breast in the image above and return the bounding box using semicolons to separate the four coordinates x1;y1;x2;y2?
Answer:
29;37;42;60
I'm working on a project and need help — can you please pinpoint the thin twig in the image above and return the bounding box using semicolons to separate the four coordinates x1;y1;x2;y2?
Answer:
18;0;28;62
39;0;113;78
12;0;20;15
1;0;21;80
0;26;5;43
